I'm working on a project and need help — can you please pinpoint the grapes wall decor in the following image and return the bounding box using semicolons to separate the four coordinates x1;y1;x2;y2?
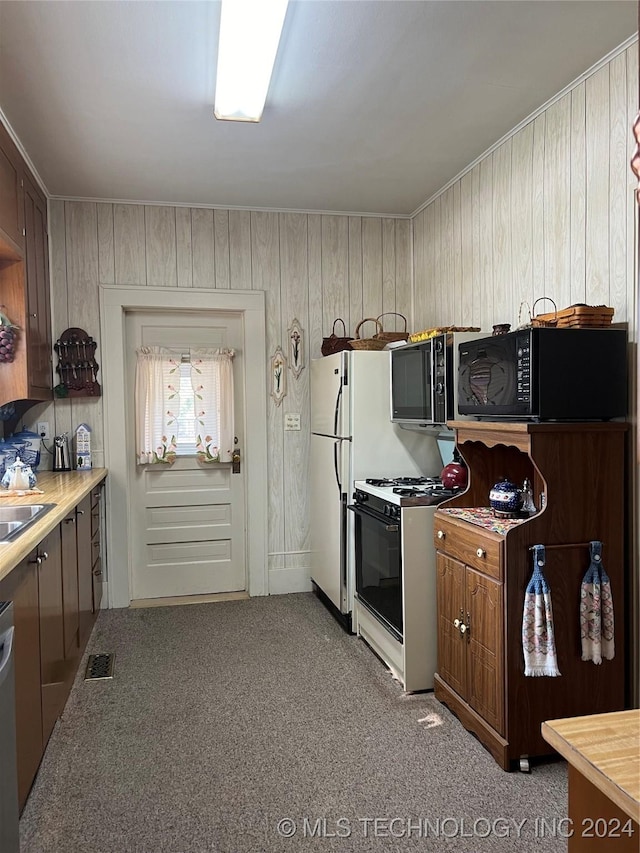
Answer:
0;307;19;363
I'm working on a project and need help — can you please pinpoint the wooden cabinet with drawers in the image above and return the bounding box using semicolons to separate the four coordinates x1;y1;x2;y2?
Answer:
434;421;628;771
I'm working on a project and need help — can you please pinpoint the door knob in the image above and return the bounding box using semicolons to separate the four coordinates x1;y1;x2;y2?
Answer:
232;448;241;474
476;548;486;558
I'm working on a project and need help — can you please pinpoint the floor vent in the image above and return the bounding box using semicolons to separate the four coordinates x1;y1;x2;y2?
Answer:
84;653;115;681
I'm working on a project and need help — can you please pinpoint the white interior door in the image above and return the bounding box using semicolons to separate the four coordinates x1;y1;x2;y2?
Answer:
125;310;246;600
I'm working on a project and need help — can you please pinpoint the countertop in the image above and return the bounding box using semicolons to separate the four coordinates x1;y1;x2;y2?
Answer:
0;468;107;584
541;710;640;824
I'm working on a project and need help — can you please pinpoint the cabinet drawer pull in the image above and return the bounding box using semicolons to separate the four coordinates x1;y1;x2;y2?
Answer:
64;516;76;524
77;509;85;515
93;569;102;577
476;548;486;558
41;551;48;561
437;530;445;540
29;555;43;565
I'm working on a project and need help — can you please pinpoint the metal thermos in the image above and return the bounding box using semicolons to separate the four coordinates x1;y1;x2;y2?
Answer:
52;433;71;471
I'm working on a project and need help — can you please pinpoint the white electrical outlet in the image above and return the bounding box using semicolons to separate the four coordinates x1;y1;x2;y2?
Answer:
284;413;301;431
37;421;50;439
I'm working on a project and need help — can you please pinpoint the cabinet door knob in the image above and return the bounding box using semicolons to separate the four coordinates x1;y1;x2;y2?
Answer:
77;509;85;515
30;555;43;565
41;551;48;561
476;548;486;558
453;618;461;629
64;516;75;524
437;530;445;539
30;312;37;318
459;622;467;634
93;569;102;577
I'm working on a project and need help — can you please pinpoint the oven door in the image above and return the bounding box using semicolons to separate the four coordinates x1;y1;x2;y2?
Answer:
350;503;403;640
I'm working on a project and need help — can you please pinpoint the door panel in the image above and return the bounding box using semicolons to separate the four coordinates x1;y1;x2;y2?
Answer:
126;311;245;600
466;568;504;735
436;554;466;698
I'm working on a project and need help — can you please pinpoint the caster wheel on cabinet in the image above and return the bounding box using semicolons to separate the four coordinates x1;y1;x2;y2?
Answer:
519;757;531;773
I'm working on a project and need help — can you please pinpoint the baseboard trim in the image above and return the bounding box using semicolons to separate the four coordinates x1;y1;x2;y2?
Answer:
130;591;250;608
268;566;312;595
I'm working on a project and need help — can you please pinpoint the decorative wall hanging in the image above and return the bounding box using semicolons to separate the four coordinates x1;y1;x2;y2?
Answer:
288;318;304;379
270;346;287;406
631;111;640;205
54;327;101;397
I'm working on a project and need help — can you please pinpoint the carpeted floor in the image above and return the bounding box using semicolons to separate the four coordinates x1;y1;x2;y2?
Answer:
20;593;568;852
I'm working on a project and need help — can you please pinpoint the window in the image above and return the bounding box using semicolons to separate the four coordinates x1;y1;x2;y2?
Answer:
135;347;234;465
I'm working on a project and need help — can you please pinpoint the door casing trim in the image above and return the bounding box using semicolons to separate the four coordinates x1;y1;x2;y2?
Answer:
99;285;268;608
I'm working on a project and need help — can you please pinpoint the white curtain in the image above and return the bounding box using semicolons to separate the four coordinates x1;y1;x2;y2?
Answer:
191;348;235;463
135;346;235;465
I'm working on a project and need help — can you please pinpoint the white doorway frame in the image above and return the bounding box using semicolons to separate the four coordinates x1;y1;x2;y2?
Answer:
99;285;268;608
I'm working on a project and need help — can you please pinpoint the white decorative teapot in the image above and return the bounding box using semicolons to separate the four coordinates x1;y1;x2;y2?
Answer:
1;457;37;490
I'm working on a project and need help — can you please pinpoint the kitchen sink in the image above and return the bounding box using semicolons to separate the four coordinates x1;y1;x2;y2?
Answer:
0;504;55;544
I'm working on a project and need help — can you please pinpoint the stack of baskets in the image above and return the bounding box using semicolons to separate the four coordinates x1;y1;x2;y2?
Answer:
519;298;615;329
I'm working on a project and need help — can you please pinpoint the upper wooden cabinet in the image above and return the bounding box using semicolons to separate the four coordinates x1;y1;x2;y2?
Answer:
22;174;52;397
0;123;25;254
0;122;52;406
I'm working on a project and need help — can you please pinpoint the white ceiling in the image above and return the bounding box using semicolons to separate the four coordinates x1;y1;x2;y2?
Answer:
0;1;637;216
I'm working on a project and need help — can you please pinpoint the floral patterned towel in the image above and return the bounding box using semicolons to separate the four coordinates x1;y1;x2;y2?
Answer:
580;541;615;665
522;545;561;677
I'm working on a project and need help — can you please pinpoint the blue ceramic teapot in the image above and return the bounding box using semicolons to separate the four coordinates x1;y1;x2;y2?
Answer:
489;477;523;517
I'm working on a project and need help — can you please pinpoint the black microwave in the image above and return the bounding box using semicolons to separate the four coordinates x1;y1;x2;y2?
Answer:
390;331;485;425
457;327;627;420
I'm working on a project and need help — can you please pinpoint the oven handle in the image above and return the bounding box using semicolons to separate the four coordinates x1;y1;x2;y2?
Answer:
348;503;399;531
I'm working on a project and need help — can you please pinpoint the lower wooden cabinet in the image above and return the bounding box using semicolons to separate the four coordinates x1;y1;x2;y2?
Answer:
0;478;107;810
436;553;504;736
91;485;103;612
76;494;93;648
0;554;42;810
37;528;65;745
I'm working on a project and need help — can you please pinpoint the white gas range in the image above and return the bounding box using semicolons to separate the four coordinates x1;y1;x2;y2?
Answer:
350;476;455;692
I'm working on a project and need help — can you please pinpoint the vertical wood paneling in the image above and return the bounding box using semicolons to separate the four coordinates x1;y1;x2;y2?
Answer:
479;158;494;331
251;212;283;558
214;209;230;290
395;219;412;331
585;65;611;305
452;182;462;324
191;208;215;289
144;206;177;287
48;201;72;442
96;203;115;285
608;53;628;323
64;201;103;452
441;188;453;324
471;164;482;327
361;218;383;328
570;83;587;304
381;218;396;327
229;210;252;290
460;172;474;327
531;114;546;310
279;213;309;554
113;204;146;285
432;197;443;326
493;141;512;327
175;207;193;288
544;97;571;312
308;214;323;359
321;216;349;337
511;122;534;324
348;216;363;336
413;209;427;330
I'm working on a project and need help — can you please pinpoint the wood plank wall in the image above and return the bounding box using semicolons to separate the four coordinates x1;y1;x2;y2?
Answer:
412;43;638;341
36;204;411;592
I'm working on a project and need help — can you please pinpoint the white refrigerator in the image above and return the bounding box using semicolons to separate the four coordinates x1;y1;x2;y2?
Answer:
310;350;442;630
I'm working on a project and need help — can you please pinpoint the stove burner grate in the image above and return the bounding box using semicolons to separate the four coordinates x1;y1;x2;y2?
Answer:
365;478;395;487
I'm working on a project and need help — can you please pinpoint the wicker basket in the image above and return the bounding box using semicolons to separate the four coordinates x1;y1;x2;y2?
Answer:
409;325;480;343
374;312;409;343
321;318;353;355
350;318;387;350
518;297;558;329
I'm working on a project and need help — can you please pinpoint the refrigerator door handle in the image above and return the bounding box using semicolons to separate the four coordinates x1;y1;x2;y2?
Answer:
333;383;343;436
333;440;341;494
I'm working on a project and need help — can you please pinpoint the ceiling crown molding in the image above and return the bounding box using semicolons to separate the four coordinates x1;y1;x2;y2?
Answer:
0;107;50;199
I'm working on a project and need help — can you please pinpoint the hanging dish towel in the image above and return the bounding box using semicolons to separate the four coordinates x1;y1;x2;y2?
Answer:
580;540;615;664
522;545;561;677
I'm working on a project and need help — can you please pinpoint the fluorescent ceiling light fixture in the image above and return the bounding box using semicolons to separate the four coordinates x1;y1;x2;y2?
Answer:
215;0;289;122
